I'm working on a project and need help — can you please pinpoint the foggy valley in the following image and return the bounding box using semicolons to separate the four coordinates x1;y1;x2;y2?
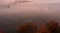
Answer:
0;0;60;33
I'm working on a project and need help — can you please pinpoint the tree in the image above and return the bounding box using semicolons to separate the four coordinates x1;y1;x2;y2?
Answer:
17;22;39;33
39;25;50;33
47;20;59;33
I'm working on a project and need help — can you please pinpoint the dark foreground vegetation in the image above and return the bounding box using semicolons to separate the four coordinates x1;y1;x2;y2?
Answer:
16;20;60;33
0;20;60;33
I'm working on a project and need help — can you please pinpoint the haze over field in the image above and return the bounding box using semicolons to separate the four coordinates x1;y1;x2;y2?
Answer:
0;0;60;33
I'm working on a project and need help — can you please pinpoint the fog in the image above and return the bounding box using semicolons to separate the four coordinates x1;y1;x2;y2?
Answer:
0;0;60;33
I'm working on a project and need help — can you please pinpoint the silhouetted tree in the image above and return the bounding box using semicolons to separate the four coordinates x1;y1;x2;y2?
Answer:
47;20;58;33
17;22;39;33
39;25;50;33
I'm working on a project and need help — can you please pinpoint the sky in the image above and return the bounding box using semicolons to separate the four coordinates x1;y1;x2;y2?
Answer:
0;0;60;19
0;0;60;4
0;0;60;24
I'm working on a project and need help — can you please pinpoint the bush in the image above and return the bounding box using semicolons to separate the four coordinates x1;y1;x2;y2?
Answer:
17;22;39;33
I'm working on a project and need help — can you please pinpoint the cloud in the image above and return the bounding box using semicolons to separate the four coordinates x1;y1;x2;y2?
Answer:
0;0;60;5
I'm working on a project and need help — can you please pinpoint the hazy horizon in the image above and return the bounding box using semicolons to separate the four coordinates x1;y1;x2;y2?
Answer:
0;0;60;24
0;0;60;33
